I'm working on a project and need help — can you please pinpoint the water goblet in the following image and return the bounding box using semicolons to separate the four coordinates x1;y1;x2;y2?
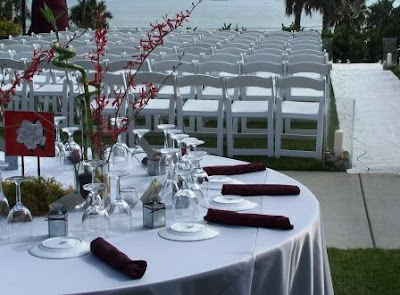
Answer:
6;176;33;242
110;117;129;159
157;123;175;148
133;128;150;142
0;161;10;238
165;129;181;148
82;182;109;240
159;148;180;210
119;187;139;209
173;133;190;159
62;126;81;159
54;116;66;160
107;170;132;235
172;167;200;224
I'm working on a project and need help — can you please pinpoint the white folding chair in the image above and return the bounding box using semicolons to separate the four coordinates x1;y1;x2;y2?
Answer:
176;74;225;156
275;76;326;159
225;75;275;157
128;71;176;134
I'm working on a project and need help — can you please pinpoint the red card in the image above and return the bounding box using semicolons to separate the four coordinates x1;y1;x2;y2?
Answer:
4;111;55;157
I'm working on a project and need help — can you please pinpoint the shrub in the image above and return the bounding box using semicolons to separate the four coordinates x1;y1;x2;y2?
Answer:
0;18;21;36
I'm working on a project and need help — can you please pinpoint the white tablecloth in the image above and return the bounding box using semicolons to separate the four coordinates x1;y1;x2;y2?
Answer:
0;155;333;295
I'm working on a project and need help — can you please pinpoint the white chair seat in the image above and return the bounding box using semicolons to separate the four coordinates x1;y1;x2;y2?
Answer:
282;101;319;117
231;101;269;117
291;87;323;99
142;99;171;113
182;99;219;114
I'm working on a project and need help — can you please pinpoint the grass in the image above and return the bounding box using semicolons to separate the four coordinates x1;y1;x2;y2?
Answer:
328;248;400;295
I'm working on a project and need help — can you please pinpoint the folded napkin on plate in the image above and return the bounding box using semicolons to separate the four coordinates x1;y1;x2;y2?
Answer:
204;208;293;230
221;184;300;196
203;163;266;176
90;237;147;279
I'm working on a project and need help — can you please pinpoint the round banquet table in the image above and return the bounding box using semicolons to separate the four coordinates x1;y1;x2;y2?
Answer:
0;154;334;295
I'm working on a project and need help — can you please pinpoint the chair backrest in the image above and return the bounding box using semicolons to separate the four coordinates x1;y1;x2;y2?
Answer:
225;75;274;102
0;39;22;47
202;53;243;63
4;44;34;53
244;52;284;64
179;46;213;55
287;54;325;64
241;61;285;76
0;51;11;58
289;43;322;51
152;60;196;75
106;58;152;73
254;42;287;51
160;52;199;62
132;71;176;91
176;74;225;99
0;58;27;71
276;76;326;102
289;48;325;56
106;46;139;56
217;47;249;56
197;60;241;77
252;47;286;56
219;43;251;51
189;42;215;50
286;62;331;77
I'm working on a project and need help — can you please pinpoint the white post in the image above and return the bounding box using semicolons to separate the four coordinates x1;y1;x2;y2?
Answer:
387;53;393;67
334;129;344;156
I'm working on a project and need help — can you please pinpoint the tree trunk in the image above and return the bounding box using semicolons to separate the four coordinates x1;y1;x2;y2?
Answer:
294;3;302;31
81;0;86;28
28;0;69;34
21;0;26;34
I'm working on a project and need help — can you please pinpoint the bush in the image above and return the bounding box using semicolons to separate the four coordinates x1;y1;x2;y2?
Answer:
0;18;21;36
2;177;71;216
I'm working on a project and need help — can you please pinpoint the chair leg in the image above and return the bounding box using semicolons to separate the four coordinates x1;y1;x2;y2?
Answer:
217;115;224;156
315;118;324;160
226;115;234;158
274;113;283;158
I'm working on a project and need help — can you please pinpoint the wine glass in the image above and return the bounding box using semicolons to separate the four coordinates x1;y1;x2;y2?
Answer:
159;148;180;211
172;167;200;224
62;126;81;159
157;123;175;148
6;176;33;242
119;187;139;209
173;133;190;159
0;161;10;239
165;128;181;148
107;170;132;235
133;128;150;143
81;182;110;240
110;117;129;159
54;116;66;160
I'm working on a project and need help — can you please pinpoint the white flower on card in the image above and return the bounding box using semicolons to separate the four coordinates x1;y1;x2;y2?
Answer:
16;120;46;150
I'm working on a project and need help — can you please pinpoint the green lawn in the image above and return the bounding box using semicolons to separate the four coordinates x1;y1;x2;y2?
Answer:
328;248;400;295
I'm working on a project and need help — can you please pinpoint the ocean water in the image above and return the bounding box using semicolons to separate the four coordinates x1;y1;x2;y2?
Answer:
26;0;388;31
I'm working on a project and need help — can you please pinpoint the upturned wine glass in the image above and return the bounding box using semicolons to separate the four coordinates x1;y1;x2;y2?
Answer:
82;182;110;240
6;176;33;242
157;123;175;148
159;148;180;211
110;117;129;159
0;161;10;239
107;170;132;235
54;116;66;160
62;126;81;159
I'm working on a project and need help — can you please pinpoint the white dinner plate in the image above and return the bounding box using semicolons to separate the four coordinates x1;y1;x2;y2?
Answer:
204;197;258;212
29;237;90;259
159;224;219;241
170;222;207;233
208;175;244;190
213;195;245;204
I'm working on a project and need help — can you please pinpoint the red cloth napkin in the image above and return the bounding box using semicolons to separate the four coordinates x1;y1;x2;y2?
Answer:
90;237;147;279
204;208;293;230
203;163;266;176
221;184;300;196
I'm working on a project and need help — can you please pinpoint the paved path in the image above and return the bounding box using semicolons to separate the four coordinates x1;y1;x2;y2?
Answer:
284;171;400;249
331;64;400;173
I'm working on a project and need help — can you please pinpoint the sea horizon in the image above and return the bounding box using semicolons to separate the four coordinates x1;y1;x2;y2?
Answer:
26;0;399;31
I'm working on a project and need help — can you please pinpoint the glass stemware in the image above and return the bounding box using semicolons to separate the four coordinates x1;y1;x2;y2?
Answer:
157;123;175;148
6;176;33;242
107;170;132;235
81;182;109;240
62;126;81;160
54;116;66;160
172;166;200;224
173;133;190;159
0;161;10;238
110;117;129;159
165;128;181;148
159;148;179;211
119;187;139;209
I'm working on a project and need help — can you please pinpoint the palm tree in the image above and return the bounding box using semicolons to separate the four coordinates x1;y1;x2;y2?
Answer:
367;0;395;34
313;0;341;32
333;0;367;33
70;0;112;29
284;0;316;31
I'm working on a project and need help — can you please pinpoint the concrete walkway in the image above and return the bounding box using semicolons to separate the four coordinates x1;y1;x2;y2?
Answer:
284;171;400;249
